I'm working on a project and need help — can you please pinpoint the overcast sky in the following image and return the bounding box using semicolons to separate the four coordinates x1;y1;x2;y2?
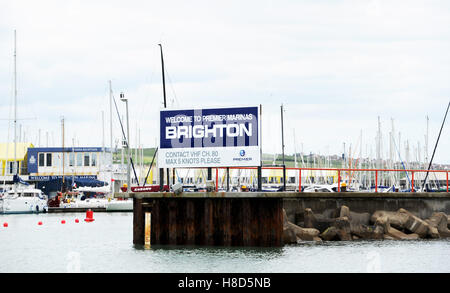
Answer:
1;0;449;164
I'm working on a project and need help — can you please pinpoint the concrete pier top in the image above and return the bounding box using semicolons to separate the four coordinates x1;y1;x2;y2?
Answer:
115;191;450;199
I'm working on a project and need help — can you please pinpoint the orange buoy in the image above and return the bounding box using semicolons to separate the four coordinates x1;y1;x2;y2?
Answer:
3;222;8;227
75;218;79;223
61;220;66;224
84;209;95;222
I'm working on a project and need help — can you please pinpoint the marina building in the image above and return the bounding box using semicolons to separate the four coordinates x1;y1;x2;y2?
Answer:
26;147;115;197
0;142;34;176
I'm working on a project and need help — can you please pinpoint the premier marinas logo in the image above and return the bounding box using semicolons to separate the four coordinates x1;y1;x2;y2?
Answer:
158;106;261;168
164;113;254;140
160;107;258;149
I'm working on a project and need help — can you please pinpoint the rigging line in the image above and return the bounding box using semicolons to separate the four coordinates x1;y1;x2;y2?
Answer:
143;147;158;187
422;101;450;191
112;93;128;147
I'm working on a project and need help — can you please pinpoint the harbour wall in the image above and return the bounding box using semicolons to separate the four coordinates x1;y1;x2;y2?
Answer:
283;192;450;225
120;192;450;247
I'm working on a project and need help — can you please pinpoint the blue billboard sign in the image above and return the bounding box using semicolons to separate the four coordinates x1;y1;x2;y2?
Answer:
159;106;261;168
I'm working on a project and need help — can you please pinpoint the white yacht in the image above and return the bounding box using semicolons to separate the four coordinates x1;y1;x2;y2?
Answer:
105;198;133;211
0;187;48;214
60;186;109;209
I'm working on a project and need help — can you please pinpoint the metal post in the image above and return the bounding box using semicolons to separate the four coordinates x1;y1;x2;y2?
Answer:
227;167;230;192
215;168;218;191
338;170;341;192
120;93;131;191
257;166;262;191
375;170;378;193
411;171;415;192
447;172;448;192
207;167;212;181
126;101;130;191
299;168;302;192
159;170;164;191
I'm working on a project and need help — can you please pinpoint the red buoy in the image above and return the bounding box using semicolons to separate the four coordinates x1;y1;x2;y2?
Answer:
38;221;43;225
84;209;95;222
3;222;8;227
61;220;66;224
75;219;79;223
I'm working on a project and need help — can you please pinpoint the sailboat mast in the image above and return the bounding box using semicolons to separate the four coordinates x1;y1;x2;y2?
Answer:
280;104;286;191
109;80;114;195
13;30;17;177
61;117;65;191
158;44;169;189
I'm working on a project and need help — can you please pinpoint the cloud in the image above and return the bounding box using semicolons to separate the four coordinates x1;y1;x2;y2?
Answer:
0;0;449;163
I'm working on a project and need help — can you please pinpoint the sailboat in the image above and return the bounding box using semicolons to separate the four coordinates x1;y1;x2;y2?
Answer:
0;30;48;214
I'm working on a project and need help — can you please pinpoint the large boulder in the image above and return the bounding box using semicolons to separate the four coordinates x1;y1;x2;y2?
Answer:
339;205;371;224
334;216;352;241
426;212;450;238
283;209;299;244
339;205;351;218
283;209;320;242
373;224;385;240
320;226;339;241
350;223;383;239
371;210;408;230
303;208;334;232
283;226;298;244
375;216;419;240
349;211;371;226
283;209;289;226
398;208;434;238
303;208;317;229
288;222;320;241
384;234;395;240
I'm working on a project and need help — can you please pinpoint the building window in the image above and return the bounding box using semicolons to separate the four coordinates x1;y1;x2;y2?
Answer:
77;153;83;166
8;162;13;174
39;153;45;167
84;154;90;166
91;153;97;166
65;153;70;167
53;153;61;168
46;153;52;167
8;161;19;175
69;153;75;167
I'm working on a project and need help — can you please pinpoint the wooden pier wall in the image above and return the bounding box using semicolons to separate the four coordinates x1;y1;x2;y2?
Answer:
133;197;283;247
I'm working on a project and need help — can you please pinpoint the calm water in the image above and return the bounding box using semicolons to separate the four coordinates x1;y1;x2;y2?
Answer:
1;212;449;273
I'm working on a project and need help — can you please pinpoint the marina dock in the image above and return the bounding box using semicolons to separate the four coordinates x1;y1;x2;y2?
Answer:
118;191;450;247
48;207;107;213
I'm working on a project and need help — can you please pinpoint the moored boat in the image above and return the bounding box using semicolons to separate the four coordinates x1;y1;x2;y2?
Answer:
1;184;48;214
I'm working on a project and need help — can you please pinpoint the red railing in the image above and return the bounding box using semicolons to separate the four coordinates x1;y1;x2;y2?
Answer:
205;166;450;193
